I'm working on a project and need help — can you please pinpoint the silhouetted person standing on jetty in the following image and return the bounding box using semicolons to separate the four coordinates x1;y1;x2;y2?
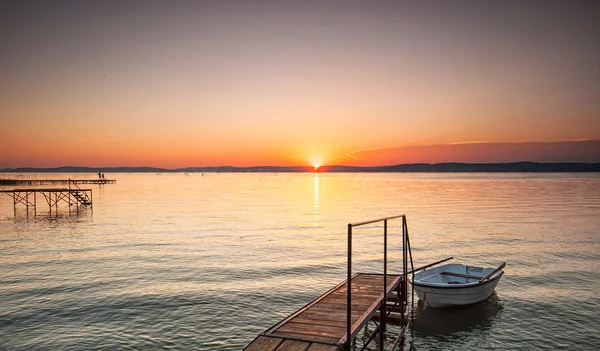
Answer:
98;172;101;179
102;173;105;179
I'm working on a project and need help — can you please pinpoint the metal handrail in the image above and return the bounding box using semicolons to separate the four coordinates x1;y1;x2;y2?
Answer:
345;214;413;351
350;214;406;228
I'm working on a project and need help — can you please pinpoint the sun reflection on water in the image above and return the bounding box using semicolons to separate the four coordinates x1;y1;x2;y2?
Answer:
312;173;319;226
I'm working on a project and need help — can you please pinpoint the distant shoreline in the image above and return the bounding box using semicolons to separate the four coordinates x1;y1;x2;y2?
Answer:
2;162;600;173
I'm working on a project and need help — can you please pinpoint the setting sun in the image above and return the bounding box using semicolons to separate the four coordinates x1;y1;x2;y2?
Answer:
313;164;320;171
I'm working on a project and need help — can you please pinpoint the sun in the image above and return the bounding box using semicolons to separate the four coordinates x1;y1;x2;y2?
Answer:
309;155;323;171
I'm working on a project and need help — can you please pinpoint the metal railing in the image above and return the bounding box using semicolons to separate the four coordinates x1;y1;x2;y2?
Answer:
344;214;414;351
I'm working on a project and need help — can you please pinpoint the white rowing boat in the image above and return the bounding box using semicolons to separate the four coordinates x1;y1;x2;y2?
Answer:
411;262;505;308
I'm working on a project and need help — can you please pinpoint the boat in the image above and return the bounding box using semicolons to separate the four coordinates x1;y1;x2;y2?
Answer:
411;261;505;308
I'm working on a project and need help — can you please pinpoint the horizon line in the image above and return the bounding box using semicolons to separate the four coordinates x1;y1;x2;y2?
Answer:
2;161;600;172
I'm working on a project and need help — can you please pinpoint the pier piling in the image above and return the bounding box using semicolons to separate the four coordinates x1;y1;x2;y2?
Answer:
1;187;93;218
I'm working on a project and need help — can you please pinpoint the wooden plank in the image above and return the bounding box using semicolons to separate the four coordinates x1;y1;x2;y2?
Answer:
334;287;379;294
337;287;397;294
328;289;381;296
321;294;377;306
306;304;371;313
351;277;393;285
291;316;347;328
306;343;340;351
275;328;341;340
277;322;346;338
307;303;370;311
296;315;358;326
245;336;284;351
270;332;339;344
330;291;382;300
313;302;372;311
299;309;364;321
324;293;381;301
275;340;310;351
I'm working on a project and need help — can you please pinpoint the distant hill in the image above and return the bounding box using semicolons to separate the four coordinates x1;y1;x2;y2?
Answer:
0;166;168;173
1;162;600;173
321;162;600;172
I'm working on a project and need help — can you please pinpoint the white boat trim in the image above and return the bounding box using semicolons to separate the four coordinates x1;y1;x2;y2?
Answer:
413;271;504;289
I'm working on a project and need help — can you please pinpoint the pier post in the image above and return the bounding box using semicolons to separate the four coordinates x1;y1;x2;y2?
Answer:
68;179;71;216
402;216;409;319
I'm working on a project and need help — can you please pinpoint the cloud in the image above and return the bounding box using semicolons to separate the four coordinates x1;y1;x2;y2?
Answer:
345;148;384;160
344;140;600;166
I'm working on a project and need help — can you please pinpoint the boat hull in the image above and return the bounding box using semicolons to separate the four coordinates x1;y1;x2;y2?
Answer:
411;263;504;308
413;277;501;308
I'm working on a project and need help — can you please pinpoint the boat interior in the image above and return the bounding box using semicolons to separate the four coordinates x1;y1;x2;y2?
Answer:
415;264;499;285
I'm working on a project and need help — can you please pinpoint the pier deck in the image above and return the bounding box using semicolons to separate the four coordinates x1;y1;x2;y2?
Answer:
245;273;404;351
0;179;115;186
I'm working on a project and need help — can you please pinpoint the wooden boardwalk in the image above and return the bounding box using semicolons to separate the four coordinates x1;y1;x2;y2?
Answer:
0;179;115;186
245;273;404;351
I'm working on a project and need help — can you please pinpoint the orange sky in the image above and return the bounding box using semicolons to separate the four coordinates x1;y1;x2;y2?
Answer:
1;1;599;168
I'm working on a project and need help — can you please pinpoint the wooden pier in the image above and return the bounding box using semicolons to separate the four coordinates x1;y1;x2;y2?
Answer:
0;179;115;186
245;215;414;351
0;182;93;218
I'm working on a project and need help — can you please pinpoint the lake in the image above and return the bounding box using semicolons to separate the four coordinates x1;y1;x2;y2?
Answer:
1;172;599;350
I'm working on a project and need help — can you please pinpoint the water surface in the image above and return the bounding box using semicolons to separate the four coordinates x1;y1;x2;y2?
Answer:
1;172;599;350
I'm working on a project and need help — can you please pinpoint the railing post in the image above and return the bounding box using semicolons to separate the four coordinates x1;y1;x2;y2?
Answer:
346;223;352;351
380;219;387;350
403;216;408;311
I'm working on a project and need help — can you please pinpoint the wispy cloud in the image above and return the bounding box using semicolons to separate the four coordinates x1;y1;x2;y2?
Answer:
345;148;384;160
341;140;600;166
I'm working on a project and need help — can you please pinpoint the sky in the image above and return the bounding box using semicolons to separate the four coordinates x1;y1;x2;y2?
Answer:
1;0;599;168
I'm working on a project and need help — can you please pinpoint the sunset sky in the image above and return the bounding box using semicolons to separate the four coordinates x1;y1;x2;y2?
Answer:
1;0;599;168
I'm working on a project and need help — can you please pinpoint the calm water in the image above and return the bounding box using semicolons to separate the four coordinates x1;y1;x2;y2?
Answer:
1;172;599;350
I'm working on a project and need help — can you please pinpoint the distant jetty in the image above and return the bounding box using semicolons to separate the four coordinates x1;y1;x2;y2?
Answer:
0;179;116;186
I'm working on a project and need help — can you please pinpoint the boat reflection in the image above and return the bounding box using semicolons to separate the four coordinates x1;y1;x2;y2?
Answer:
412;292;503;337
